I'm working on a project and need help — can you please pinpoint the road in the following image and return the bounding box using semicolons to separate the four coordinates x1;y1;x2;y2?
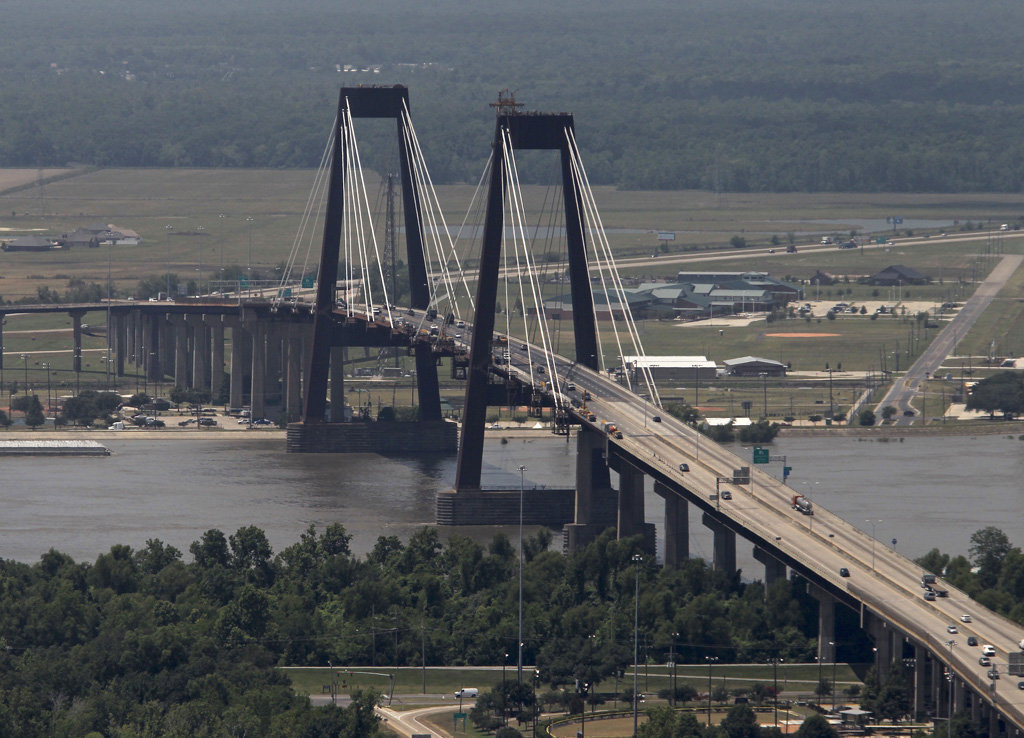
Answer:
873;254;1023;425
377;705;456;738
501;339;1024;730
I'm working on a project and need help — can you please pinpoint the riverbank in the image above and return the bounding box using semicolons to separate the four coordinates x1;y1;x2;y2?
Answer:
779;419;1023;438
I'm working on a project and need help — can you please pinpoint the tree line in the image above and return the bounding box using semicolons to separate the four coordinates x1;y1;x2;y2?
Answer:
6;0;1024;192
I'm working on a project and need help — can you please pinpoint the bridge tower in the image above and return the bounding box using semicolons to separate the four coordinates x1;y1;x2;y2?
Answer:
455;93;600;491
301;85;442;426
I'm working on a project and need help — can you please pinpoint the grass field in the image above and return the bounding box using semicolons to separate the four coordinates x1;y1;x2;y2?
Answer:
2;169;1022;420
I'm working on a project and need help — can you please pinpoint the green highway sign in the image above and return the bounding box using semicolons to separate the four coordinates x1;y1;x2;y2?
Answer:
753;447;770;464
301;275;315;288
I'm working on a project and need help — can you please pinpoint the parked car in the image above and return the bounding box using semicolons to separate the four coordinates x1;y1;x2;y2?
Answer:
253;418;273;426
198;418;217;427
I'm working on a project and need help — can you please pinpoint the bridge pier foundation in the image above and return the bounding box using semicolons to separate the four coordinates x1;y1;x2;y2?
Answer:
157;316;173;381
660;482;688;565
187;314;208;392
701;513;736;574
266;324;283;407
913;644;926;718
617;463;645;540
954;676;966;715
932;657;944;719
866;614;893;679
170;315;189;388
112;312;126;377
145;313;161;383
752;546;786;590
132;312;143;371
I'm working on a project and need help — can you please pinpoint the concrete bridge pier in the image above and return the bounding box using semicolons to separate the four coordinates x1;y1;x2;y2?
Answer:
132;311;144;370
265;324;284;406
659;482;689;565
564;428;616;552
208;318;225;400
865;614;894;680
932;657;945;719
170;315;189;388
157;316;173;381
186;314;208;392
249;317;266;419
971;683;982;723
701;513;736;574
807;584;836;661
953;677;966;715
913;644;926;718
752;546;786;589
225;318;247;409
145;313;161;382
617;463;645;540
70;310;86;374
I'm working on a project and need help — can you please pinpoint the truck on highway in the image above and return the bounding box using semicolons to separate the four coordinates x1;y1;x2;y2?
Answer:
921;573;936;588
791;495;813;515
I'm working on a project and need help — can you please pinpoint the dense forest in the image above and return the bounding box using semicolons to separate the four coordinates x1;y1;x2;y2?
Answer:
0;521;1018;734
5;0;1024;192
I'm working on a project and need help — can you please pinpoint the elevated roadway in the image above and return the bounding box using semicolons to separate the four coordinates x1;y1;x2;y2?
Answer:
497;338;1024;731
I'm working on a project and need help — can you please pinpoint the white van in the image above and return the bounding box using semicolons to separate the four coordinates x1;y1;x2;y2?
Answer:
982;645;996;656
453;688;478;699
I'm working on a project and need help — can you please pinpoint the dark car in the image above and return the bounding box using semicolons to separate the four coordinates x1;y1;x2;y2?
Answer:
1018;681;1024;690
988;669;1000;680
903;409;916;417
678;463;690;473
652;415;662;423
968;636;979;647
253;418;273;426
839;567;850;577
198;417;217;427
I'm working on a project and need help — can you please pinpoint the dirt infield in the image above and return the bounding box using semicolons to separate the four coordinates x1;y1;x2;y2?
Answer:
764;332;841;338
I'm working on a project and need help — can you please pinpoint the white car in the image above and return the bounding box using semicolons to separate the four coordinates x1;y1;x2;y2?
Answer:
947;625;958;634
960;614;972;623
983;645;996;657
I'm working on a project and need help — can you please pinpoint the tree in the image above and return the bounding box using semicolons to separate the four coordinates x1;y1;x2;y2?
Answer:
858;409;876;426
881;405;898;421
719;703;761;738
730;235;748;249
24;395;45;429
795;713;838;737
965;371;1024;418
969;526;1012;587
738;419;780;443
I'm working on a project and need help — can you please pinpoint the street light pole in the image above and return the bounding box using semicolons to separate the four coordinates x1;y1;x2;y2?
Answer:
518;464;527;689
761;371;768;418
705;655;718;727
246;217;255;297
946;640;956;726
632;553;642;738
830;641;837;712
865;519;882;570
769;656;782;728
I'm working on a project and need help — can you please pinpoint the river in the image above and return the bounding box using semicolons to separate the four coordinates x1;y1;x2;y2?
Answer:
1;431;1020;568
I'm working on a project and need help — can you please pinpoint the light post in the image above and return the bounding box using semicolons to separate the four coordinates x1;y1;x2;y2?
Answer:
532;669;540;738
760;371;768;418
502;651;509;725
816;654;823;706
579;681;590;738
20;353;28;392
830;641;837;712
246;216;255;296
40;362;51;421
669;632;679;707
827;366;834;418
946;640;956;726
705;655;718;727
632;553;642;738
518;464;527;688
865;519;882;570
218;213;226;286
769;656;783;728
196;225;205;295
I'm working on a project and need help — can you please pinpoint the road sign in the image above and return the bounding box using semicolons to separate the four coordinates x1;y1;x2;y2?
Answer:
301;275;315;288
453;713;467;719
753;447;769;464
239;277;249;288
657;231;675;241
783;466;792;480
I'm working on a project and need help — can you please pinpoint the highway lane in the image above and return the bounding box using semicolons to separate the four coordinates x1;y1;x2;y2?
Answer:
876;253;1024;425
501;341;1024;726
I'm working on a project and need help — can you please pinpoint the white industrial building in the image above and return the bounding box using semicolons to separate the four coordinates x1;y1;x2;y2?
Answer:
623;355;718;383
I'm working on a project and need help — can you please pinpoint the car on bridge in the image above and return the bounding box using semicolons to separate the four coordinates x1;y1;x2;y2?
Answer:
947;625;959;634
839;567;850;577
968;637;979;646
980;656;991;667
961;614;972;623
678;463;690;472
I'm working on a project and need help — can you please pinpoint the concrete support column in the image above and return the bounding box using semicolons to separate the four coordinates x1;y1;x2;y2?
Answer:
158;318;173;380
226;319;247;410
0;314;5;376
953;677;966;714
617;463;645;540
753;546;786;589
867;615;892;680
145;314;161;382
250;319;266;418
265;323;283;405
660;483;688;566
971;683;982;723
701;513;736;574
932;658;944;718
187;314;208;392
133;311;144;369
990;701;1000;738
170;315;189;388
329;346;345;421
807;584;836;661
285;332;302;419
913;644;926;719
209;319;225;400
575;428;610;526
